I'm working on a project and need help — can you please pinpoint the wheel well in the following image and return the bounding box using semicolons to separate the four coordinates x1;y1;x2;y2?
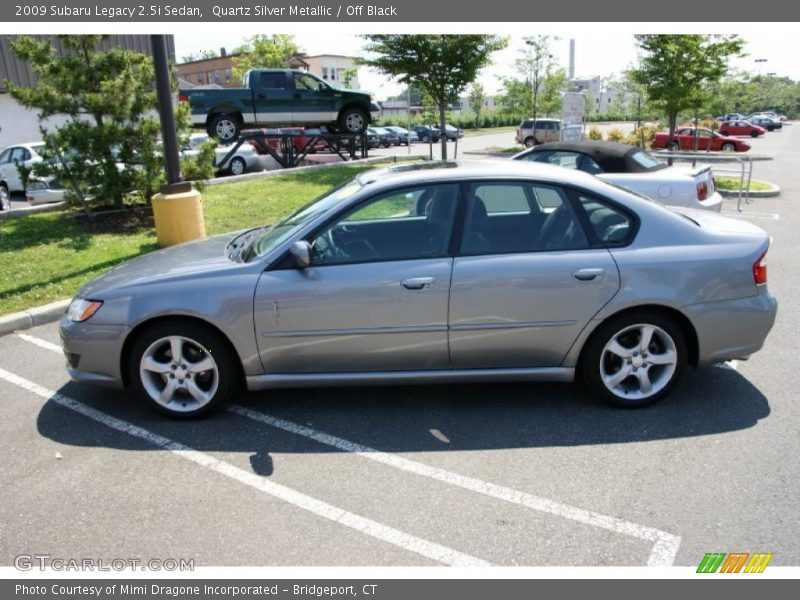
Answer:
120;315;245;388
338;103;370;123
207;110;243;127
579;304;699;369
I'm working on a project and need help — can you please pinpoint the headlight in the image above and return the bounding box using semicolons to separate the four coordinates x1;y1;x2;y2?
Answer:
67;298;103;322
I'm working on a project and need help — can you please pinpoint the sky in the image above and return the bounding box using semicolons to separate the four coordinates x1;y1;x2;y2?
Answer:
174;30;799;101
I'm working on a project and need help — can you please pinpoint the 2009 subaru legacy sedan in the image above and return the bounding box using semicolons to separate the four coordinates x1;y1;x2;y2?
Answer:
60;160;777;419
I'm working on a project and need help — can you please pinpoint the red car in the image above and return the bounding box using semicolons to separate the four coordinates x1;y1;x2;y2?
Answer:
718;120;766;138
651;127;751;152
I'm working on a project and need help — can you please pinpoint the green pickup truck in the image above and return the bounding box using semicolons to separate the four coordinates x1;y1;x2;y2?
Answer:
179;69;382;142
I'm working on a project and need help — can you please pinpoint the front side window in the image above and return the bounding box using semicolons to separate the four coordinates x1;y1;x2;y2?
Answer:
295;73;327;92
461;182;588;255
309;184;459;266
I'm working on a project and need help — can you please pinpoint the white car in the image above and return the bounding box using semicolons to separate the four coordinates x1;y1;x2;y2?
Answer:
513;141;722;212
25;177;68;206
181;133;266;176
0;142;47;207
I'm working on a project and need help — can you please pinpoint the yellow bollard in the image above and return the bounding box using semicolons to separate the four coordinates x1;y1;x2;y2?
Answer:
151;188;206;247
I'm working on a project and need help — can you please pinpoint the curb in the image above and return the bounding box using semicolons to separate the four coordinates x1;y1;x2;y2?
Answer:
0;299;70;337
0;201;68;221
719;185;780;198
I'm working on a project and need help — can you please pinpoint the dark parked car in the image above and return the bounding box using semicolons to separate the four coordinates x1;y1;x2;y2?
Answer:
746;116;783;131
442;124;465;141
369;127;400;147
383;126;419;145
414;125;442;143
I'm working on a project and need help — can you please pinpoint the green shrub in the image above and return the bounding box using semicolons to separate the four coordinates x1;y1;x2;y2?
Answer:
607;128;624;142
588;125;603;141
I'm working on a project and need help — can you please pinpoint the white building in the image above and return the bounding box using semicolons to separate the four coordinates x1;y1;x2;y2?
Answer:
288;54;361;89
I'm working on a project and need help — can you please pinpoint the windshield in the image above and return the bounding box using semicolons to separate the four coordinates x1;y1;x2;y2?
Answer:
242;179;363;262
629;150;663;171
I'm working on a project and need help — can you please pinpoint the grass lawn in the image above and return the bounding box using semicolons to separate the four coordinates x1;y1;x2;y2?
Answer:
463;125;518;136
484;145;525;154
0;163;378;316
714;177;775;192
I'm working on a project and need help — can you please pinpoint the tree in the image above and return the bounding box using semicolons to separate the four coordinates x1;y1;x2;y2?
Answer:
468;82;487;128
361;35;507;159
517;36;559;122
629;35;745;145
6;35;165;207
232;34;299;81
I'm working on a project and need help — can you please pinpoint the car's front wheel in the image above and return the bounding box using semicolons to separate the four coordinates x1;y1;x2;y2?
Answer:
129;321;238;419
337;107;369;134
228;156;246;176
750;130;760;138
581;311;687;408
0;183;9;211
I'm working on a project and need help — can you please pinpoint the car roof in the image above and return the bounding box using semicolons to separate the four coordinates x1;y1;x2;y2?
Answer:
515;141;665;174
357;159;612;190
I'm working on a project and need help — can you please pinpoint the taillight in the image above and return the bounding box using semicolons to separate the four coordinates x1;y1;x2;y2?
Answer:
178;93;188;103
696;181;709;201
753;250;768;285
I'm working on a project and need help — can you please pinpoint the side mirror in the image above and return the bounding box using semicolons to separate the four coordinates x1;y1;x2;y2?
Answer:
289;240;311;268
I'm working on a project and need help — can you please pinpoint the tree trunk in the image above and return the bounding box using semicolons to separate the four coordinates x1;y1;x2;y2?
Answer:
439;103;448;161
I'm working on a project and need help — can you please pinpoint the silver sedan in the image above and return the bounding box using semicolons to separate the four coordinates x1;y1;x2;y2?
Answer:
60;160;777;418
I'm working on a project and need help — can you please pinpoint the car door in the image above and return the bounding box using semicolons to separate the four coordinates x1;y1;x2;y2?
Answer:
0;147;13;189
253;71;294;124
448;181;621;368
292;72;338;126
253;183;460;374
2;147;26;192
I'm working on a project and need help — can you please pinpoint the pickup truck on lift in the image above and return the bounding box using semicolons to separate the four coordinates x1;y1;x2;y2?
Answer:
179;69;382;143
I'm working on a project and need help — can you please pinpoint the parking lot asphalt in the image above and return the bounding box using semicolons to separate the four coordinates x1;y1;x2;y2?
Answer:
0;125;797;568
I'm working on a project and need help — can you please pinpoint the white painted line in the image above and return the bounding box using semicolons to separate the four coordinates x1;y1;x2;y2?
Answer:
18;332;681;566
229;405;682;566
0;367;488;567
15;333;62;353
725;211;780;221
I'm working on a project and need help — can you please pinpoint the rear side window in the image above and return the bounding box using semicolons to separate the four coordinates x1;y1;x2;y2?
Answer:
578;195;634;245
260;72;287;89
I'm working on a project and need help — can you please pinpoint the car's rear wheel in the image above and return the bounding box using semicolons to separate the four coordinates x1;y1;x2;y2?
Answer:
337;107;369;134
524;136;535;148
129;321;238;419
229;156;246;176
209;114;241;143
721;142;736;152
581;311;687;408
667;140;680;151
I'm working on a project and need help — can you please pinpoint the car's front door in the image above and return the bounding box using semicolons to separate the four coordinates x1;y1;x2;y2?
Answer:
448;181;622;368
253;183;460;373
292;72;338;126
1;147;27;192
253;71;294;125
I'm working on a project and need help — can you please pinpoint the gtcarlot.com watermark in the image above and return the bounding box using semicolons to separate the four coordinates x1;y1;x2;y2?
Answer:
14;554;194;572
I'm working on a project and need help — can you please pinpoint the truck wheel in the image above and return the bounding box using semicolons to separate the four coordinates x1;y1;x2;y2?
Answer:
338;107;369;134
209;114;241;143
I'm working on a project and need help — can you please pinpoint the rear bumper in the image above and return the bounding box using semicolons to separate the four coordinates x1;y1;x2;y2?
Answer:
59;317;129;389
695;191;723;212
684;291;777;366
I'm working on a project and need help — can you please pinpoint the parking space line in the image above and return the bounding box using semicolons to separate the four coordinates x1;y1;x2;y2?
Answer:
0;367;489;567
229;405;681;566
15;333;62;353
17;331;681;566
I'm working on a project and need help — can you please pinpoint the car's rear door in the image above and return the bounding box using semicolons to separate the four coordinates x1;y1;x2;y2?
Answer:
448;181;622;368
253;183;459;373
252;71;294;124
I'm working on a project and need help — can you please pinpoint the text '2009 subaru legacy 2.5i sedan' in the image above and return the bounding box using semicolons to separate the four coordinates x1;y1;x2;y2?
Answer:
61;161;777;419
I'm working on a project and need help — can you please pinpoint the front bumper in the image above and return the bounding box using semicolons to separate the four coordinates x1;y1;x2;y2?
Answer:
684;291;778;366
59;316;130;389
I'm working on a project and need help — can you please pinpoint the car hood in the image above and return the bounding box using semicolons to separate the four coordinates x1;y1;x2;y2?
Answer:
78;232;240;298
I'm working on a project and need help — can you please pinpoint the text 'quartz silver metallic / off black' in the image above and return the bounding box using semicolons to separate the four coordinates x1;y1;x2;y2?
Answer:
60;160;777;418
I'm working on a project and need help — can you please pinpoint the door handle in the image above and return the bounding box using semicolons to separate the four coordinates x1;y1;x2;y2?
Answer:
572;268;605;281
401;277;435;290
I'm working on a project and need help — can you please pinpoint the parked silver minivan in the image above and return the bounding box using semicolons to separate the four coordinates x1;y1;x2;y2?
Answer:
515;118;561;147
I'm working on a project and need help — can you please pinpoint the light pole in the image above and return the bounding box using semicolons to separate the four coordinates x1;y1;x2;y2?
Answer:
755;58;767;76
525;39;534;119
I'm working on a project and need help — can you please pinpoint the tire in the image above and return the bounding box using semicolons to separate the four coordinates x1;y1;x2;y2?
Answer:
337;107;369;134
422;135;429;143
228;156;246;176
0;184;9;211
750;130;759;138
580;310;687;409
209;114;241;143
524;136;535;148
128;321;239;419
721;142;736;152
667;140;680;151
